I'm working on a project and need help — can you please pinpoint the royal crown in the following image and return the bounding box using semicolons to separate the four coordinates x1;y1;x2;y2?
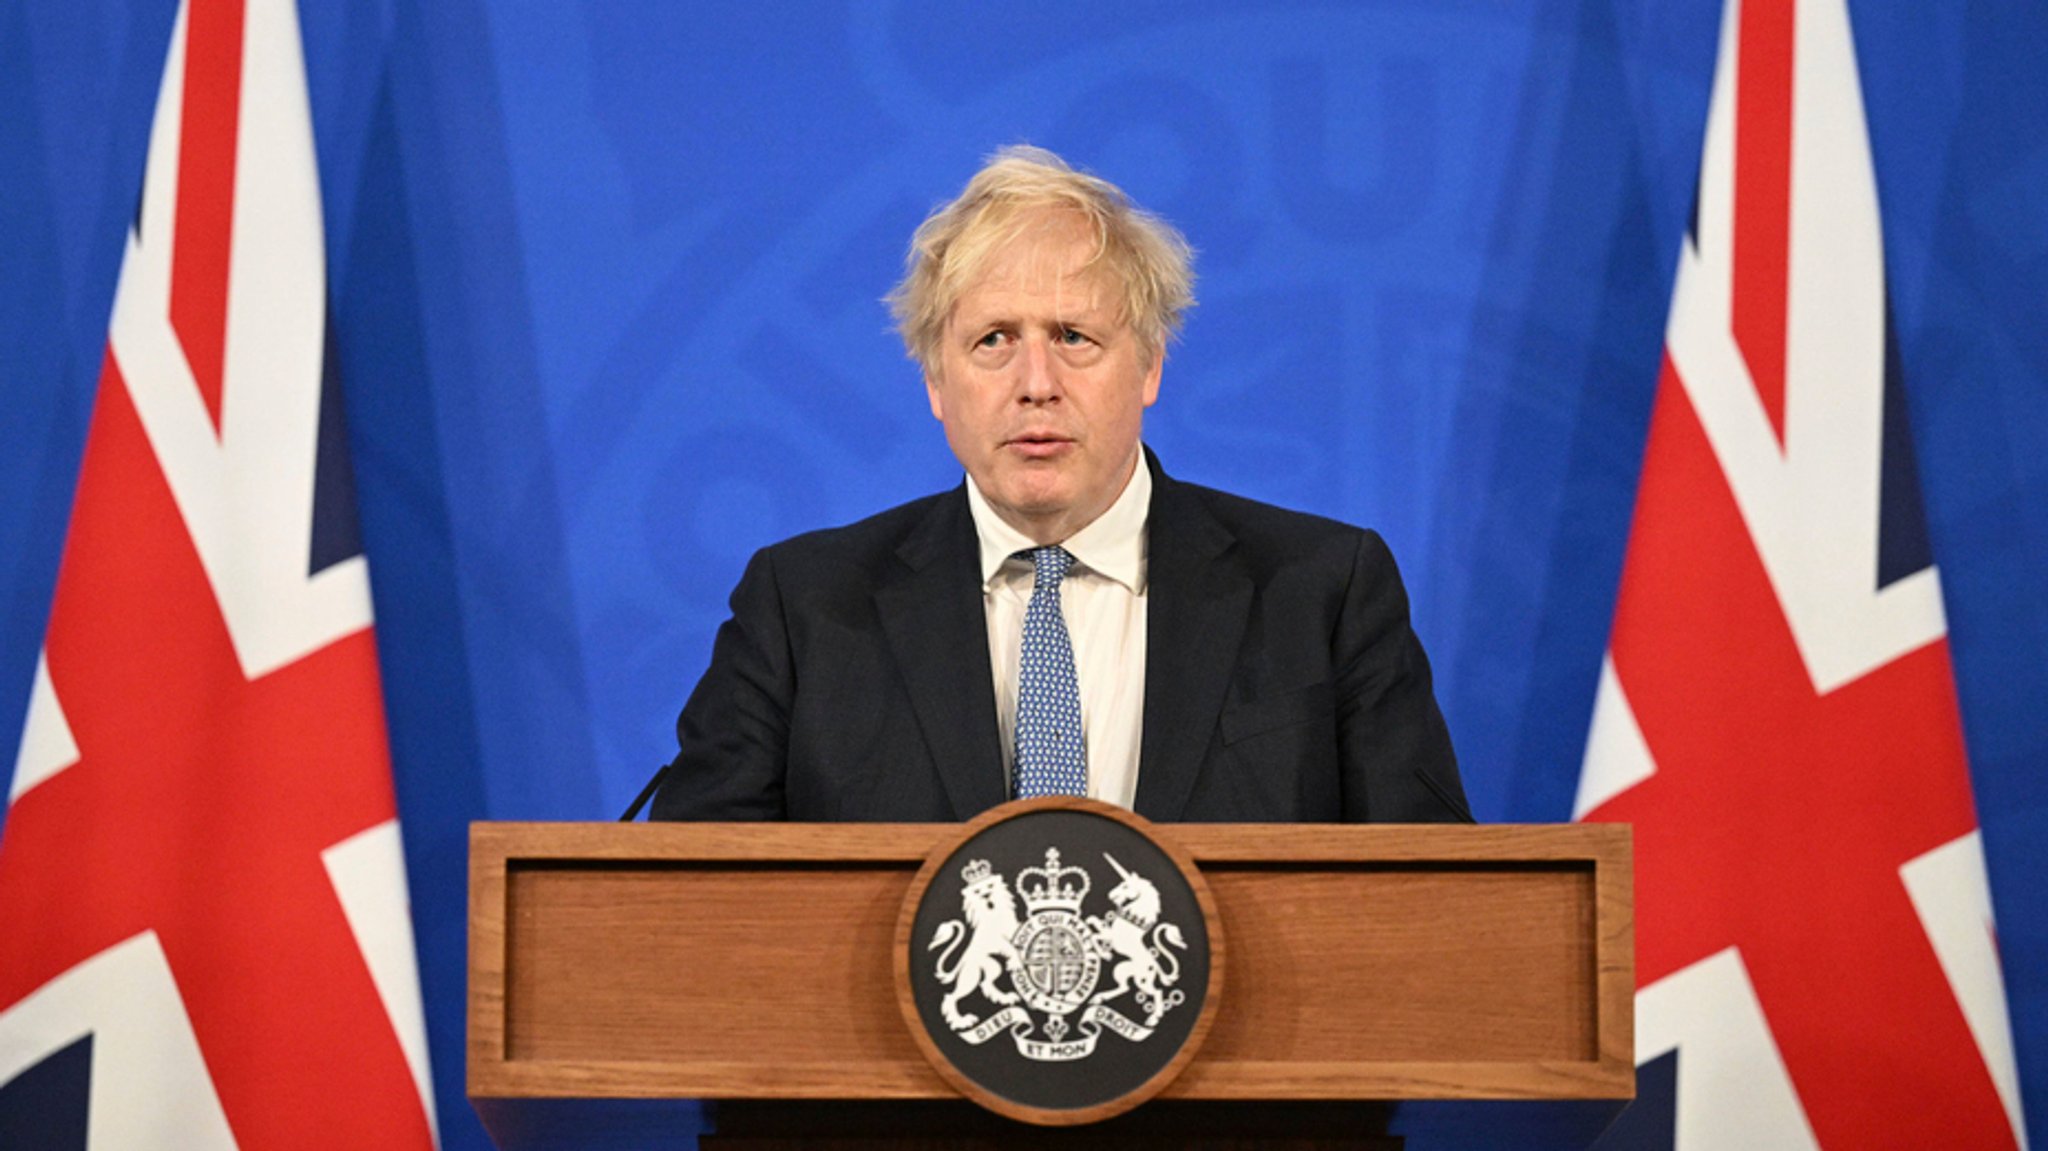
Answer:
960;858;993;886
1017;847;1090;912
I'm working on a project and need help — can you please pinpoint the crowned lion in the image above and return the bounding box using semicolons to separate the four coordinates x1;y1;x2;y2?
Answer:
928;860;1022;1029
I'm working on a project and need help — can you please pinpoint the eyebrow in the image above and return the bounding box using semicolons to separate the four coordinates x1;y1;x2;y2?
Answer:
957;303;1119;329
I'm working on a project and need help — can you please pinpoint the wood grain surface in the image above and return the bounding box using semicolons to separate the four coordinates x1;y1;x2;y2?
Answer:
469;821;1632;1104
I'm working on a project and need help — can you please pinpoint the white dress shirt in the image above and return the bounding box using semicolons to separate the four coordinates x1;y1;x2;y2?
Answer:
966;461;1150;809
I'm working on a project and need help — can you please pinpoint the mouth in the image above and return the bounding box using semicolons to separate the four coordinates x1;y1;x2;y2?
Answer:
1004;432;1074;459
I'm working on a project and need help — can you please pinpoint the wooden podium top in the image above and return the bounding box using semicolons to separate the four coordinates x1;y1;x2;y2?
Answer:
469;822;1631;1106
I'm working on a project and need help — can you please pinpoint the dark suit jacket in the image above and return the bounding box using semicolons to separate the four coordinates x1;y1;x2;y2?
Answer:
652;455;1471;824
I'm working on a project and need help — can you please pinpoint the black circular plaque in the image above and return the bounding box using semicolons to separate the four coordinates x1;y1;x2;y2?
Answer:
897;797;1221;1125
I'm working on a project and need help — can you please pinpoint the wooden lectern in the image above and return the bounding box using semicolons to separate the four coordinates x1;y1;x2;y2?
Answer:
469;822;1632;1150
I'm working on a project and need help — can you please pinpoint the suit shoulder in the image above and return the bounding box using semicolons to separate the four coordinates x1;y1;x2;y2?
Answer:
1173;479;1386;556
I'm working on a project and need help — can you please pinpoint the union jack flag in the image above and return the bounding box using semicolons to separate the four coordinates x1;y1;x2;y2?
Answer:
1576;0;2030;1147
0;1;437;1146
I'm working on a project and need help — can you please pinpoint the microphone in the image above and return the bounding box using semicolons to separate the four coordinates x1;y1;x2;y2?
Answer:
619;762;672;821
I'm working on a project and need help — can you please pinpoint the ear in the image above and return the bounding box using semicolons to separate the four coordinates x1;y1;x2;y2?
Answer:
925;369;947;421
1140;347;1164;409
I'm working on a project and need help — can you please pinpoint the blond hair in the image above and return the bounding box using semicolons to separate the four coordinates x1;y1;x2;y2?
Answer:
887;145;1195;375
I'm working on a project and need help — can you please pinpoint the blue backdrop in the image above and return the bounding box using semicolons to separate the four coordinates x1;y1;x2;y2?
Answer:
3;3;2043;1148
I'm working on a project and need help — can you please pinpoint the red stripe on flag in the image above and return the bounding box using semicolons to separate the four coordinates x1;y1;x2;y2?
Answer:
0;350;432;1148
1586;359;2013;1150
170;0;246;432
1732;0;1795;444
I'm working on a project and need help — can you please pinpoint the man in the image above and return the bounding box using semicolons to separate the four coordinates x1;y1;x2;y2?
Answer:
651;146;1469;824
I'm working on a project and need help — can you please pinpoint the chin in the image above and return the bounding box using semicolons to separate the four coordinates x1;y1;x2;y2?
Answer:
1005;494;1072;519
994;484;1075;518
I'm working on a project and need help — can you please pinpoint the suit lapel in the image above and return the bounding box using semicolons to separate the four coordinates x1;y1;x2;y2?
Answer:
1135;460;1251;821
876;487;1009;819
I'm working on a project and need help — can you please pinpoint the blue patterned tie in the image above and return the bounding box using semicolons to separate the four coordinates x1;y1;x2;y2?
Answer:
1012;546;1087;799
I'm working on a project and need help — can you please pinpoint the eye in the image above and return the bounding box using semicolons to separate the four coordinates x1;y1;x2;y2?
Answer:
1057;327;1091;346
974;329;1008;350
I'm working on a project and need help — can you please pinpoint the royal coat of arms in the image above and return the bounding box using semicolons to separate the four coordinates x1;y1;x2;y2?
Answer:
926;846;1189;1061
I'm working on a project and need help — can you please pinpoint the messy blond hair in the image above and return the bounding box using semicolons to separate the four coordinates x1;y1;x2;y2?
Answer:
887;145;1195;376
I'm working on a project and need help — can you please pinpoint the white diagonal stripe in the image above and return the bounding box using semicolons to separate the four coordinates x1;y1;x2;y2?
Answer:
1637;948;1821;1151
1902;831;2032;1151
1573;654;1656;818
0;931;238;1150
323;819;439;1144
1664;0;1946;696
8;650;80;803
108;0;373;683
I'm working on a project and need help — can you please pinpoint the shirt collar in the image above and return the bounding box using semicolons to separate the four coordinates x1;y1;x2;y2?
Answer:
965;454;1151;594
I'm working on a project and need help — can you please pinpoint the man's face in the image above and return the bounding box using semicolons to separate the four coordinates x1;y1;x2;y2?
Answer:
926;214;1162;544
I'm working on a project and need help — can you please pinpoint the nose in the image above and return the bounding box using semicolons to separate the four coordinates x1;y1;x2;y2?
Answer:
1017;335;1061;403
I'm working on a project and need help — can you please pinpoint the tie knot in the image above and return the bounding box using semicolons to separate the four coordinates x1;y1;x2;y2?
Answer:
1027;546;1074;590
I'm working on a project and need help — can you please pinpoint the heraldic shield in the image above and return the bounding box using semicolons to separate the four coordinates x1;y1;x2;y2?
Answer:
897;797;1223;1125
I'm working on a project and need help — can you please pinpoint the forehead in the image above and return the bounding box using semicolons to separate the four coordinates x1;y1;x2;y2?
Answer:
950;215;1122;323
